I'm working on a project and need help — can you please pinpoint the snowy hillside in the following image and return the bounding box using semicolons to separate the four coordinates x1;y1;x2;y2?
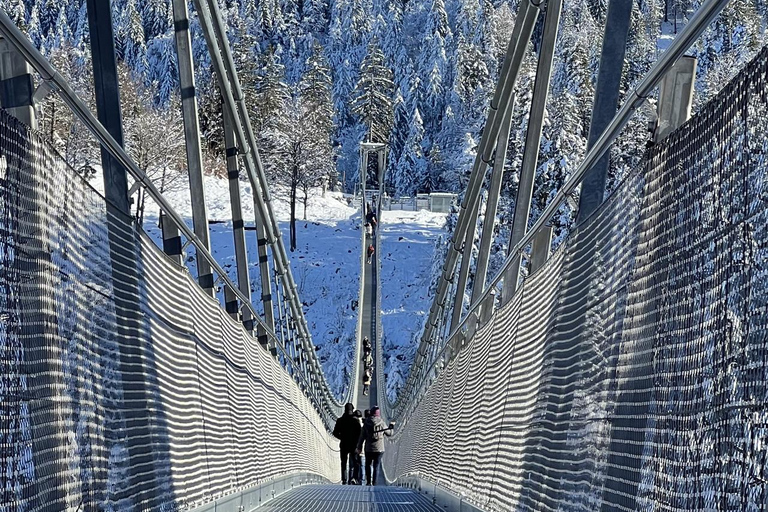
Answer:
133;173;447;400
138;176;360;397
379;210;448;400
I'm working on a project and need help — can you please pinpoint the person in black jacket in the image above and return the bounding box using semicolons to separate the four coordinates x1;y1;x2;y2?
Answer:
332;402;362;484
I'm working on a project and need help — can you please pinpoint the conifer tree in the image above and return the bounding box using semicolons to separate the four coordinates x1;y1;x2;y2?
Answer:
387;87;410;185
393;107;427;197
142;0;172;41
146;31;178;106
351;39;394;143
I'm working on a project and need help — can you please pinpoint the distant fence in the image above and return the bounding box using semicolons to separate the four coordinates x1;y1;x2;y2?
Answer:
384;47;768;511
0;110;337;511
380;193;457;213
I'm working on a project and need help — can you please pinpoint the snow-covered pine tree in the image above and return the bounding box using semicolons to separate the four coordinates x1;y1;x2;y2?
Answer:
253;46;291;133
386;86;410;188
301;42;337;185
141;0;172;41
351;38;394;143
392;107;427;197
116;0;148;79
146;31;178;106
39;0;63;40
417;0;450;135
300;0;329;36
0;0;26;30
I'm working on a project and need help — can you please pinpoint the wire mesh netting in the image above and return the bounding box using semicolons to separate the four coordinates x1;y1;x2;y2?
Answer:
0;109;338;512
383;46;768;512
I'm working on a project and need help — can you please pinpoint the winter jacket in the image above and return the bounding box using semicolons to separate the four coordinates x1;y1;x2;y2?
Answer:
357;416;393;453
333;410;362;452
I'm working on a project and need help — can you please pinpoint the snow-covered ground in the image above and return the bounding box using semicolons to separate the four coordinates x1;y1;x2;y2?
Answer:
126;173;447;401
378;209;448;401
136;174;361;398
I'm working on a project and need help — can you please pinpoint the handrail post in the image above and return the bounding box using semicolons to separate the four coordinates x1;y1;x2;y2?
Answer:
500;0;563;305
85;0;158;503
171;0;214;295
223;101;253;330
575;0;633;223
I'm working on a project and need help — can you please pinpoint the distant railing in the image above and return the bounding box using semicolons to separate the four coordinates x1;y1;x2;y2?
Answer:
380;193;457;213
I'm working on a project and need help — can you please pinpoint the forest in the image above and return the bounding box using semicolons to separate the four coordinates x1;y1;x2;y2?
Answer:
0;0;765;265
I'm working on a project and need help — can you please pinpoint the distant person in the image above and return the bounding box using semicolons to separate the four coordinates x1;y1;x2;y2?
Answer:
363;353;373;370
366;210;378;235
332;402;362;485
363;368;372;396
363;337;372;351
365;223;373;238
356;406;394;486
352;410;364;484
366;243;375;264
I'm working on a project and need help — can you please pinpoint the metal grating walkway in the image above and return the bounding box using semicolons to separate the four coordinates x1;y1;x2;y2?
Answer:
256;485;443;511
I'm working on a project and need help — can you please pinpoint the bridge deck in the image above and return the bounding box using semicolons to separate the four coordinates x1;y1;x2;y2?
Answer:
255;485;442;511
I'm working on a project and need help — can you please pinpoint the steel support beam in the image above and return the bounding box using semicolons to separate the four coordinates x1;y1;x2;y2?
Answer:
0;38;34;126
223;101;253;329
160;211;183;264
85;0;157;505
420;0;537;348
576;0;633;223
451;200;480;332
256;216;275;334
0;10;344;423
86;0;127;213
655;56;696;142
472;112;513;305
501;0;563;305
194;0;315;352
390;0;731;421
529;224;553;273
171;0;213;294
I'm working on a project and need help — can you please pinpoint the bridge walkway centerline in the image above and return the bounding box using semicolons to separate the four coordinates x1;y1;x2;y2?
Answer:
253;484;443;511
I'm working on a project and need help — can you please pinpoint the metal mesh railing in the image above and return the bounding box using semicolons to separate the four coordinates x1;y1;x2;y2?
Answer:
384;45;768;512
0;110;338;512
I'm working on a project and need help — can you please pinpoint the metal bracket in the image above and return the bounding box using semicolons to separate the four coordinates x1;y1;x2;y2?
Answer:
128;179;142;198
32;81;55;103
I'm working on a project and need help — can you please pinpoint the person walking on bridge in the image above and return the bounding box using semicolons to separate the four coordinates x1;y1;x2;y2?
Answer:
352;410;364;484
332;402;362;485
366;243;375;264
362;367;372;396
356;406;394;486
366;211;378;236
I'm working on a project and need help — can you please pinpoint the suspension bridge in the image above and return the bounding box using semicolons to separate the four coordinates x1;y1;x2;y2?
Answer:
0;0;764;510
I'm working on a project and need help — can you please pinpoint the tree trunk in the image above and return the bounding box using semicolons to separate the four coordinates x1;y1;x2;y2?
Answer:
290;181;297;252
